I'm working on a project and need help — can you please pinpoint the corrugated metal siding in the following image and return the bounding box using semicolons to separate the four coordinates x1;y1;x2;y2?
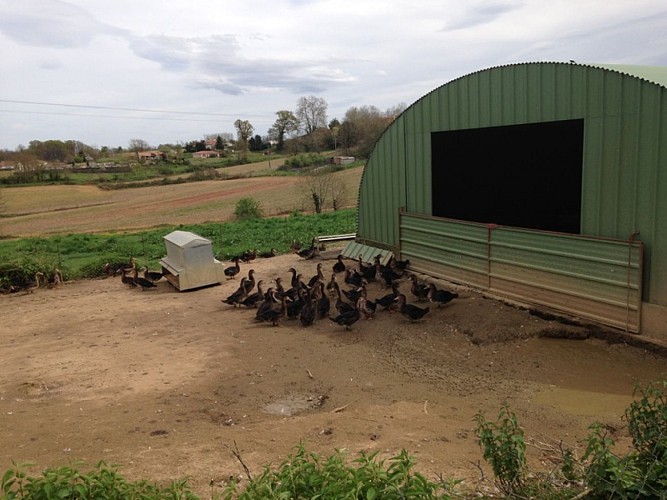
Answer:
400;212;643;332
341;241;393;266
360;62;667;312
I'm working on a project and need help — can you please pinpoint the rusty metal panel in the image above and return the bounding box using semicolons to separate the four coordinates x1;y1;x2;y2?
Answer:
399;212;643;332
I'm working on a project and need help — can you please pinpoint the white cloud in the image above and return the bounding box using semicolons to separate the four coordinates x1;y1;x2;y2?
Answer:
0;0;665;149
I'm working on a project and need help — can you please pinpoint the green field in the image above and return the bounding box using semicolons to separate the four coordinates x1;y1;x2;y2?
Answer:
0;209;356;290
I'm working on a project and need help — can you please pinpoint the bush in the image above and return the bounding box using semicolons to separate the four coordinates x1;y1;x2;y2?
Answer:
1;460;198;499
221;444;455;499
474;405;527;496
584;381;667;497
233;197;264;220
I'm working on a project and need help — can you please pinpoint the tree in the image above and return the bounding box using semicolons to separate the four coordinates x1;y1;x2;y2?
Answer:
299;168;344;214
268;110;299;152
129;139;150;160
329;118;341;151
234;119;254;162
340;104;400;158
295;96;328;150
215;135;224;150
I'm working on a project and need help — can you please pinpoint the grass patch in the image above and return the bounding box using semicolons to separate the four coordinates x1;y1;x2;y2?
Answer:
0;209;356;288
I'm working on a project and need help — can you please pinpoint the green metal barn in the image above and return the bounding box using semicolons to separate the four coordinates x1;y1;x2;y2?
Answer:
349;62;667;337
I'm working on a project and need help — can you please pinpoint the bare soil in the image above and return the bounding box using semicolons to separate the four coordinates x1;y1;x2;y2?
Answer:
1;251;666;497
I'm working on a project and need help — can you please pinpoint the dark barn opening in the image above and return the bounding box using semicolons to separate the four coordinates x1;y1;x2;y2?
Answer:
431;119;584;233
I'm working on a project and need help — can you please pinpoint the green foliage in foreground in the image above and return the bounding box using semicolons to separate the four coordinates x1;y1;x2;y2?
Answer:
2;380;667;498
221;445;456;499
1;460;197;499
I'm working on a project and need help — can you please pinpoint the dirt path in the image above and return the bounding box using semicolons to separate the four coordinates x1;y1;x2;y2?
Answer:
1;252;665;496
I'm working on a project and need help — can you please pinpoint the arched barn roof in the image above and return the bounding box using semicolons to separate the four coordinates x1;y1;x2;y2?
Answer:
355;61;667;336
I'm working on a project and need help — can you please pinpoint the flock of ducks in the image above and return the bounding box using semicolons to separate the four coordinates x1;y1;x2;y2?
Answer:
221;251;458;331
110;245;458;331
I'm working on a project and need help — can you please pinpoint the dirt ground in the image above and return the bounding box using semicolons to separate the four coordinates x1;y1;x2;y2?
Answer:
1;250;666;497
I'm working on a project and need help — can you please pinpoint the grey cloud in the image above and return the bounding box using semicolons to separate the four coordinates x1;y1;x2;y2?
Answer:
0;0;125;47
442;1;524;31
128;32;353;95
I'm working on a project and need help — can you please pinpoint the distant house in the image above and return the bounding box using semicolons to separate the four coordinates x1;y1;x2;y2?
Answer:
0;161;15;170
138;151;166;161
192;150;222;159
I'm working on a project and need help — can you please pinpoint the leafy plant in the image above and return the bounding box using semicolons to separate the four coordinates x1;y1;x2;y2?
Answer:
584;381;667;497
474;404;527;496
233;197;264;220
220;443;455;499
1;460;197;499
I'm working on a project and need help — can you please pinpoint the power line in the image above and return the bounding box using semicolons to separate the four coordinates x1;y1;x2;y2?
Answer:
0;98;248;118
0;109;224;123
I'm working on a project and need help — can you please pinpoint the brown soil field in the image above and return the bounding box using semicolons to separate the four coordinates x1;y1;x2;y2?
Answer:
0;167;363;237
1;251;666;497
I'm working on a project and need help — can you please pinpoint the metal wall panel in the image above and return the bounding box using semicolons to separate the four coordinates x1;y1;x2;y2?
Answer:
361;63;667;312
399;212;643;332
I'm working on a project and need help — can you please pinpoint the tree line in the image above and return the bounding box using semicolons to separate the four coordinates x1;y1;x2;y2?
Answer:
0;95;406;165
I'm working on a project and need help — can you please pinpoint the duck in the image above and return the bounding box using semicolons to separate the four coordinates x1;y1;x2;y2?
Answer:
243;269;256;294
288;267;300;289
375;255;401;288
290;240;302;253
333;254;347;274
223;277;248;307
299;288;316;327
333;282;355;315
142;266;163;282
297;238;318;259
224;257;241;279
307;263;324;288
359;290;376;319
286;285;306;319
259;248;277;258
357;256;375;281
262;295;289;326
410;274;430;302
120;267;137;287
344;268;364;287
329;296;362;331
48;268;63;288
427;283;458;307
316;281;331;319
390;256;410;273
256;287;278;321
375;282;400;310
395;293;430;321
242;280;265;308
23;272;45;294
326;273;338;295
132;268;157;290
241;248;257;263
342;284;364;303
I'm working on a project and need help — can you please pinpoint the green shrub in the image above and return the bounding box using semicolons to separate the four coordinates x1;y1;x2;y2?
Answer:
221;444;455;499
474;405;527;496
233;197;264;220
1;460;197;499
584;381;667;497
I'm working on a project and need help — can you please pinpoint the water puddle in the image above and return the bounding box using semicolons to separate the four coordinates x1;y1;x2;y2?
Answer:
533;386;634;418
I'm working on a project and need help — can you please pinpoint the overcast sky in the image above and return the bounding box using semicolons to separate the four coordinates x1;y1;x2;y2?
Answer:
1;0;666;151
